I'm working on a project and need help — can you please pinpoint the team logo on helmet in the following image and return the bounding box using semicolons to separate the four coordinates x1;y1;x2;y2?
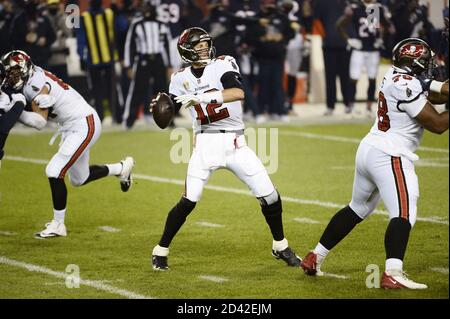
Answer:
399;44;425;59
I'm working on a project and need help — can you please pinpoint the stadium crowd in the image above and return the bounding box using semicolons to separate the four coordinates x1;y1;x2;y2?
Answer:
0;0;448;128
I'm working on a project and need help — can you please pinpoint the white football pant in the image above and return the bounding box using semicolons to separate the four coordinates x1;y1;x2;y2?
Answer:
350;50;380;80
45;113;101;186
184;132;275;202
349;142;418;227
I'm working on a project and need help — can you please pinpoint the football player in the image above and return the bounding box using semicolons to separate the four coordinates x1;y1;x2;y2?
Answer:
337;0;395;114
300;38;449;289
1;50;135;238
150;27;301;270
0;62;27;169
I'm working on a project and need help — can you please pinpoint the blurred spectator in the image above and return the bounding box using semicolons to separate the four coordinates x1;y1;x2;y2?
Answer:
247;0;295;123
337;0;395;115
154;0;191;70
110;0;133;123
390;0;433;44
123;1;172;129
183;0;204;31
10;0;56;68
0;0;15;57
230;0;259;120
76;0;123;123
281;0;302;114
202;0;239;57
314;0;351;115
44;0;71;82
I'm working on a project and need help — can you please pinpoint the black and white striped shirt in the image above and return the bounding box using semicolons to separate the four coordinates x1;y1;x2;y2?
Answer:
124;16;172;68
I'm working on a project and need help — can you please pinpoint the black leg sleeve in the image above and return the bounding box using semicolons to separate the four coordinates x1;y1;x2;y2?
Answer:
159;197;196;248
385;217;411;261
82;165;110;185
48;177;67;210
319;205;363;250
260;194;285;241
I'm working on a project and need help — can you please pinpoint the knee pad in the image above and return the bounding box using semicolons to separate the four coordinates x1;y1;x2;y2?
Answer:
259;190;282;217
46;162;61;179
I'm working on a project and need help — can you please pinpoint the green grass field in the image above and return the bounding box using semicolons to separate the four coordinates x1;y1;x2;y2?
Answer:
0;122;448;299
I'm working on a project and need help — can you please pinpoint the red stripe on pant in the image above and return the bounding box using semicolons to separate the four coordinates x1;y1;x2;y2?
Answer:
391;157;409;220
58;114;95;178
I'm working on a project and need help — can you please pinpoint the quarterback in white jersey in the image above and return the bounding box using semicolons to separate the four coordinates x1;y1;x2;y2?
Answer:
301;38;448;289
150;27;301;271
1;50;135;238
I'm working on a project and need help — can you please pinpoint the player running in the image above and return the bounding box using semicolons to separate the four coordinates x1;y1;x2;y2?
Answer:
150;27;301;270
300;38;448;289
0;50;135;238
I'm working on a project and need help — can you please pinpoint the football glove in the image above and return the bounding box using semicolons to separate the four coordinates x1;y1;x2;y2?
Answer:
347;38;363;50
373;38;384;49
34;94;56;109
175;91;224;109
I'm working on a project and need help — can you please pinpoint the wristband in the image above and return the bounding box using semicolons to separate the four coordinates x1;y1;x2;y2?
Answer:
203;91;224;104
429;80;444;93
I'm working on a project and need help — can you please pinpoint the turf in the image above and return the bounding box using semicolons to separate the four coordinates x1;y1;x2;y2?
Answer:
0;123;448;299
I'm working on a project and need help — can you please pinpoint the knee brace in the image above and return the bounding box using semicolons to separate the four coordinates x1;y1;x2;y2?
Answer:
259;190;282;217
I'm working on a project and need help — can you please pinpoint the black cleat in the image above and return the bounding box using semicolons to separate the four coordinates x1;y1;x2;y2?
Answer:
272;247;302;267
152;255;169;271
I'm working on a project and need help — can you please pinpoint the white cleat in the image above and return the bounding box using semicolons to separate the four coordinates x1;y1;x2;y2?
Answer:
381;269;428;289
119;156;135;192
35;220;67;238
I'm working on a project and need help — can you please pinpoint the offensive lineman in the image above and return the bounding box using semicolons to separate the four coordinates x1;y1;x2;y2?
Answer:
1;50;135;238
337;0;395;115
300;38;449;289
150;27;301;270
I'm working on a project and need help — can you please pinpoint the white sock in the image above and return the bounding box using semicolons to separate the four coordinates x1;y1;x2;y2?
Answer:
313;242;329;258
106;163;123;176
272;238;288;251
386;258;403;272
54;209;66;223
152;245;169;257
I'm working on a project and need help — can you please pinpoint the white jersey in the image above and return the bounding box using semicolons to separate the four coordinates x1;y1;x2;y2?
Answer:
362;66;428;161
23;66;94;128
169;55;244;133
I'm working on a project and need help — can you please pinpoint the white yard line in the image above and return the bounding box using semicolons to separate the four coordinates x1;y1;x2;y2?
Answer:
293;218;322;224
4;155;448;225
98;226;121;233
430;267;449;275
0;256;153;299
321;273;349;280
0;231;17;236
198;275;229;283
279;131;448;154
195;221;225;228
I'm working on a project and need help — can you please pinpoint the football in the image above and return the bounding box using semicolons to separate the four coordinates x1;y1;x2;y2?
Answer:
151;92;175;129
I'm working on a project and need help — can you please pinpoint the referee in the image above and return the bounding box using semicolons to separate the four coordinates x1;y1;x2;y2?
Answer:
123;1;172;129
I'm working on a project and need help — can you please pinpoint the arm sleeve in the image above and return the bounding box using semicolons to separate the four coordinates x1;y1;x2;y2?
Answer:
0;102;25;134
220;71;243;90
